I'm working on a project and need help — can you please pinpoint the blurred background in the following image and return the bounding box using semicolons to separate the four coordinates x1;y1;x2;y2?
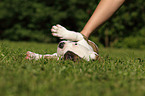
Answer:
0;0;144;49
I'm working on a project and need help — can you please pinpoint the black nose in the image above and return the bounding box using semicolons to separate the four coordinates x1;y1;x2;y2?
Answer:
59;42;65;49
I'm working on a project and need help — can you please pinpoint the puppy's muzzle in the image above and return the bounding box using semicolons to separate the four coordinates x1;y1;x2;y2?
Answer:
59;42;65;49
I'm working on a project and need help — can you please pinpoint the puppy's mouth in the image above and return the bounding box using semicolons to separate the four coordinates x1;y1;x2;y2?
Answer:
64;51;81;62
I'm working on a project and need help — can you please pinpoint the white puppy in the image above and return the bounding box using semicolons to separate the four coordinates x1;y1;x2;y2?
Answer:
26;24;99;61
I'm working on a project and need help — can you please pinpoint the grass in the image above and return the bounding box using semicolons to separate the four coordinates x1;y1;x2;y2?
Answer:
0;40;145;96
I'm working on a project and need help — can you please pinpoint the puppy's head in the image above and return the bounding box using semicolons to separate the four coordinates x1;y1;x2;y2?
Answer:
57;41;99;61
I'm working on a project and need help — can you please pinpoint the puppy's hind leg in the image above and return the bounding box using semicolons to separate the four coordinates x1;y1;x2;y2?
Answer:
26;51;43;60
51;24;84;41
26;51;58;60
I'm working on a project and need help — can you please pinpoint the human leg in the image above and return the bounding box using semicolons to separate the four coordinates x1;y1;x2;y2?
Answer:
80;0;125;38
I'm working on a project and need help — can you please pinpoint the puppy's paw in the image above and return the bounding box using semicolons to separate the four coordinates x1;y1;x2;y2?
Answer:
51;24;68;38
26;51;42;60
51;24;83;41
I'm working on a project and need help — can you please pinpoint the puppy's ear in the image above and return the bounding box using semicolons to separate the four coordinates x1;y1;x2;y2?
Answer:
64;51;81;62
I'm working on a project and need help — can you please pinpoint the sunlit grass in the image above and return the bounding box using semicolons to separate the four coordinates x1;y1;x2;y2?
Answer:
0;40;145;96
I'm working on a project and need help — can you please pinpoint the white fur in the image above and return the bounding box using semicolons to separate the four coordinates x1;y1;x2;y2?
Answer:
51;24;84;41
26;24;99;61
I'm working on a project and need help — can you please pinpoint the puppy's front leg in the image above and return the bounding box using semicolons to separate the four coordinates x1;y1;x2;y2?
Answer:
43;53;58;59
26;51;58;60
51;24;84;41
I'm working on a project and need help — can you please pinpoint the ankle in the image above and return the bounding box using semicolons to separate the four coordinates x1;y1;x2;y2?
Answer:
80;30;90;38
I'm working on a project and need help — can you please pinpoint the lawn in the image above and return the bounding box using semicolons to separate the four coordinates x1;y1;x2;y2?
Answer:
0;40;145;96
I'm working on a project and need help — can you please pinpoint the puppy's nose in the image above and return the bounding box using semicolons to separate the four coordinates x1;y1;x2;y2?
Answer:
59;42;65;49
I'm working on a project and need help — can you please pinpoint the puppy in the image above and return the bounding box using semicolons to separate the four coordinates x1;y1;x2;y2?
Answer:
26;24;99;61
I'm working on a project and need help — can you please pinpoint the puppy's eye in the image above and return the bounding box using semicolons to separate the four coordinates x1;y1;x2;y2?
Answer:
59;42;65;49
75;43;77;45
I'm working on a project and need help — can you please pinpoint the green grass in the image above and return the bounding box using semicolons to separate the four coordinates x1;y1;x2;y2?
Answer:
0;40;145;96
